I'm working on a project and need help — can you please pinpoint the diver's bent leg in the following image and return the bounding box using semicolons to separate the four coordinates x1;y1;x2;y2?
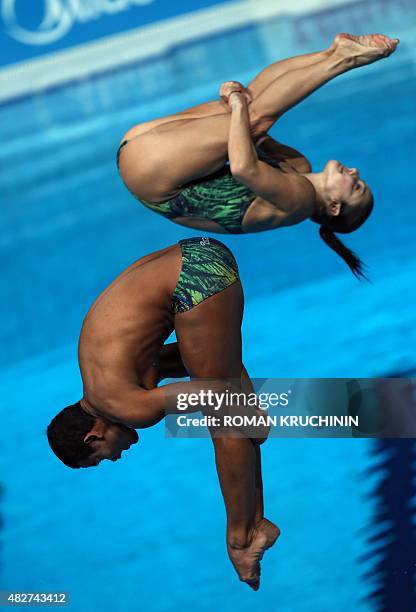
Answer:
240;367;265;524
247;48;332;99
210;434;258;545
120;108;265;203
123;101;230;141
249;34;398;130
249;51;354;133
254;444;264;524
174;282;278;589
210;431;275;591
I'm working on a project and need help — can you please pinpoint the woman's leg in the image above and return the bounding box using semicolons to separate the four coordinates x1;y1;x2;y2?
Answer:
119;112;238;200
124;44;333;142
249;33;398;123
247;48;331;98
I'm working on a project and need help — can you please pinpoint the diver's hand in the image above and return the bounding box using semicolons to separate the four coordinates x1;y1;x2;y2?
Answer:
227;91;248;111
220;81;252;106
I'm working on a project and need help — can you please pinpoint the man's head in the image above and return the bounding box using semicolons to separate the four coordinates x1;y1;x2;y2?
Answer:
47;401;139;468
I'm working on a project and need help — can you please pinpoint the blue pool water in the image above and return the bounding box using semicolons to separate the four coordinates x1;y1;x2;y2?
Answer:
1;1;415;610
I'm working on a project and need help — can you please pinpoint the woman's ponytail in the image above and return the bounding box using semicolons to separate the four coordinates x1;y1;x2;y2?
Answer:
319;226;369;281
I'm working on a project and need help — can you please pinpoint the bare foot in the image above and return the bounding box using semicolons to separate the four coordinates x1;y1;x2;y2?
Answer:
220;81;252;106
227;519;280;591
332;33;399;67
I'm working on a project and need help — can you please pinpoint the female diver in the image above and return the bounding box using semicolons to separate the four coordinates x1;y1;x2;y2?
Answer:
117;34;399;278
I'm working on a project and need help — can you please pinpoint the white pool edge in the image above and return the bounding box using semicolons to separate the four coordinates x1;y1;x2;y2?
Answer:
0;0;352;104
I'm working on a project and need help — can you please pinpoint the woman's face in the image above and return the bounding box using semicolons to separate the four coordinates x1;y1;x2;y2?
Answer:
323;160;371;220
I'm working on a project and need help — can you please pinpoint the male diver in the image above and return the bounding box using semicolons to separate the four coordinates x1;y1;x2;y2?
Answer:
47;237;278;591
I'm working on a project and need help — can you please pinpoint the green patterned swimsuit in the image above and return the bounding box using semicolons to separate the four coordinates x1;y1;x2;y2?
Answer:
117;140;256;234
172;237;239;314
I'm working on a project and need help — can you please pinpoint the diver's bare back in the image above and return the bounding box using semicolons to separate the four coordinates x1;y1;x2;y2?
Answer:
78;245;181;405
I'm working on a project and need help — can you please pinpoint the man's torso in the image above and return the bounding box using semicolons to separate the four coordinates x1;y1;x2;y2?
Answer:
78;244;181;406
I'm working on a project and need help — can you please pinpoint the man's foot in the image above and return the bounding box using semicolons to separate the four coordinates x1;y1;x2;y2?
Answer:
331;33;399;67
220;81;252;105
227;519;280;591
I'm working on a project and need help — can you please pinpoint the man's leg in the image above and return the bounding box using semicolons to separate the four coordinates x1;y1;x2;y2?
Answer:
240;366;265;524
174;282;279;590
254;444;264;524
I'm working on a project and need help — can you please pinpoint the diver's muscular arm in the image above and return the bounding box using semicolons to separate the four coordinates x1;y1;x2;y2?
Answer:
106;378;271;437
228;93;313;216
228;91;259;176
106;379;236;429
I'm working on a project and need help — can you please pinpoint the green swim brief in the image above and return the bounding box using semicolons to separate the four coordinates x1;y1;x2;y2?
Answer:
172;237;239;314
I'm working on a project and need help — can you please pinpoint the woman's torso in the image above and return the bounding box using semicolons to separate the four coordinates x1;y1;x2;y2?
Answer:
117;129;313;235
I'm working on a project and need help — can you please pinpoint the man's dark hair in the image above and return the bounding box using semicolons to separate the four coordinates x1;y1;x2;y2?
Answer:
47;402;96;468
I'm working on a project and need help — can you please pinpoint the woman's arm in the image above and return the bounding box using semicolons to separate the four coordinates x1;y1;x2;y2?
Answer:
222;86;311;173
256;135;312;173
228;92;311;214
228;91;259;177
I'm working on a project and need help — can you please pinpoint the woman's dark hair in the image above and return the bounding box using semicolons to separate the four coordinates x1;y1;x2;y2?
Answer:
315;190;374;280
319;226;367;280
46;402;96;468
